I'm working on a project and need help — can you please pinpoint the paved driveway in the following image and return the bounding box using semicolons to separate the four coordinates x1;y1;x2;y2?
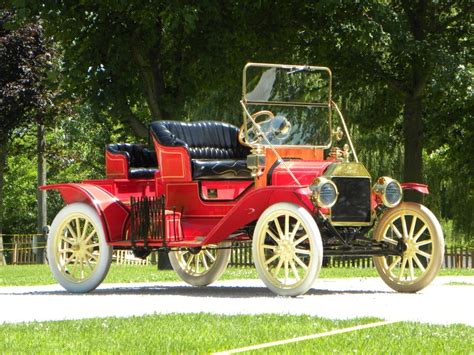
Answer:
0;276;472;326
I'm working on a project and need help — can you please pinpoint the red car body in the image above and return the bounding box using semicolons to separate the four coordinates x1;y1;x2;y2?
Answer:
43;63;442;296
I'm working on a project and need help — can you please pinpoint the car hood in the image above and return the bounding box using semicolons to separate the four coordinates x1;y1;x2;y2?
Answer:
268;160;334;186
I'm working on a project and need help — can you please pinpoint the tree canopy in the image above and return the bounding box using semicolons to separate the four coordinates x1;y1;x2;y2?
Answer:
1;1;472;242
0;11;49;135
0;10;51;235
26;1;301;136
301;1;472;199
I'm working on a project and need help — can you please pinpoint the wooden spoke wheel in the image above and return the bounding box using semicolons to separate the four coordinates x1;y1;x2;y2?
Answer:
47;203;112;293
373;202;444;293
169;241;231;286
252;202;323;296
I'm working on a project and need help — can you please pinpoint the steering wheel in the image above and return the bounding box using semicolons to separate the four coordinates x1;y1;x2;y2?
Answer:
238;110;275;147
239;110;292;147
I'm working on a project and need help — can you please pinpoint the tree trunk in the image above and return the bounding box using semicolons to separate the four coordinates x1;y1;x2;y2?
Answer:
132;48;171;121
35;123;47;264
403;94;424;203
111;97;149;139
0;133;8;265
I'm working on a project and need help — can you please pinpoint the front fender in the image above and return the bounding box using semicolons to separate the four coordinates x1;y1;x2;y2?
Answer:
41;183;129;242
203;186;314;245
401;182;429;195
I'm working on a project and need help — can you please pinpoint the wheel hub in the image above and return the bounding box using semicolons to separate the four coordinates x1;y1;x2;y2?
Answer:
404;239;417;258
396;239;407;254
277;240;295;261
71;241;91;258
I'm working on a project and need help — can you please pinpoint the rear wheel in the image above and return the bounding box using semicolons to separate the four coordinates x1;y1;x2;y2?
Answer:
253;202;323;296
373;202;444;292
47;203;113;293
169;241;231;286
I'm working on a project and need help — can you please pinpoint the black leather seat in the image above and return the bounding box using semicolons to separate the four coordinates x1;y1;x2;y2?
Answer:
150;121;251;180
107;143;158;179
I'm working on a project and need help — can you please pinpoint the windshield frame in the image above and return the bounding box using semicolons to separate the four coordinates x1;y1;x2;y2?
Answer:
242;62;333;149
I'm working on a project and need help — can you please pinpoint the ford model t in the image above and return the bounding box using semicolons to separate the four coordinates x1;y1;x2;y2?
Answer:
44;63;444;296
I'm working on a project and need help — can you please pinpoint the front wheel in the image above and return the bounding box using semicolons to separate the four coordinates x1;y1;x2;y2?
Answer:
169;241;231;286
47;203;113;293
253;202;323;296
373;202;444;292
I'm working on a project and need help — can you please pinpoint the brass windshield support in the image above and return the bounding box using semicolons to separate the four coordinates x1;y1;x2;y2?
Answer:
240;100;302;187
331;100;359;163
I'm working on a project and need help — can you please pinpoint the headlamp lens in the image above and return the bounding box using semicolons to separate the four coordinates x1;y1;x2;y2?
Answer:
386;181;402;206
311;177;339;208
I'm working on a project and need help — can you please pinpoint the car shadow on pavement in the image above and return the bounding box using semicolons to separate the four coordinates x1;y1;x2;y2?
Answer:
2;285;393;298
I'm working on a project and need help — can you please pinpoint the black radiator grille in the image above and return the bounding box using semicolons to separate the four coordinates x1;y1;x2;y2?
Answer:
331;177;371;223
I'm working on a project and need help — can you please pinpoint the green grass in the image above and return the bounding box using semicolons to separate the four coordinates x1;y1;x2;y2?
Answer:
445;281;474;286
0;264;472;287
0;313;471;353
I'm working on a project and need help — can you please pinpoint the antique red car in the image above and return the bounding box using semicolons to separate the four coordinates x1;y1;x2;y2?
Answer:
43;63;444;296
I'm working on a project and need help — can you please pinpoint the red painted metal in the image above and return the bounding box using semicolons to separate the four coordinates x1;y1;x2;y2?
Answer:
270;160;333;185
105;150;128;179
165;182;243;217
203;186;313;245
401;182;429;195
41;183;129;242
165;210;184;242
200;180;253;200
153;139;192;183
83;179;156;204
45;122;402;250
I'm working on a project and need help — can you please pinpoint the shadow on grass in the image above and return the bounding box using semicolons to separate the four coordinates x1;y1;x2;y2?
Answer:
0;284;393;298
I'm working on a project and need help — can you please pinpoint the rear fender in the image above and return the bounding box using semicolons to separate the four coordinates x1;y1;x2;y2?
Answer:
203;186;313;244
41;183;129;242
401;182;429;195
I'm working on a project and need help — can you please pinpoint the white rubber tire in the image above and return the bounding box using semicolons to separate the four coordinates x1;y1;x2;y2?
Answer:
169;241;231;286
252;202;323;296
47;203;113;293
373;202;444;293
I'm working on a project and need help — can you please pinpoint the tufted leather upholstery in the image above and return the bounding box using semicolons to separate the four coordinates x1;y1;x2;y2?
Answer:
150;121;252;180
191;160;251;180
107;143;158;179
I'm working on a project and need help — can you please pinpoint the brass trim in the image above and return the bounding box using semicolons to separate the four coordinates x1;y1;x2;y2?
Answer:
330;220;375;227
245;100;331;108
242;63;333;150
373;177;403;208
309;177;339;208
324;162;371;178
242;63;332;101
331;101;359;163
323;163;373;226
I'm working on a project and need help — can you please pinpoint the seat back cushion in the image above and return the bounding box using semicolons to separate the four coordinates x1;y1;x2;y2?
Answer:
107;143;157;168
150;121;250;159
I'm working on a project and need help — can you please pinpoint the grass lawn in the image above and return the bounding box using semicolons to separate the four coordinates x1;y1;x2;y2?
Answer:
0;264;473;287
0;313;472;353
445;281;474;286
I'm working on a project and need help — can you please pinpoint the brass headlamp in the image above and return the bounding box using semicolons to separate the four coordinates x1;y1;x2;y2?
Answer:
373;176;403;208
310;177;339;208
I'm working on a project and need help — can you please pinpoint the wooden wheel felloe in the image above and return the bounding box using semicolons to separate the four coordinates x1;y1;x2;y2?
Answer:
373;202;444;293
252;202;323;296
169;241;231;286
47;203;113;293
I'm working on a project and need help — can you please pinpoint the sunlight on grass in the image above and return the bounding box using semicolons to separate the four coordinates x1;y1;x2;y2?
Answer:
0;314;471;353
445;282;474;286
